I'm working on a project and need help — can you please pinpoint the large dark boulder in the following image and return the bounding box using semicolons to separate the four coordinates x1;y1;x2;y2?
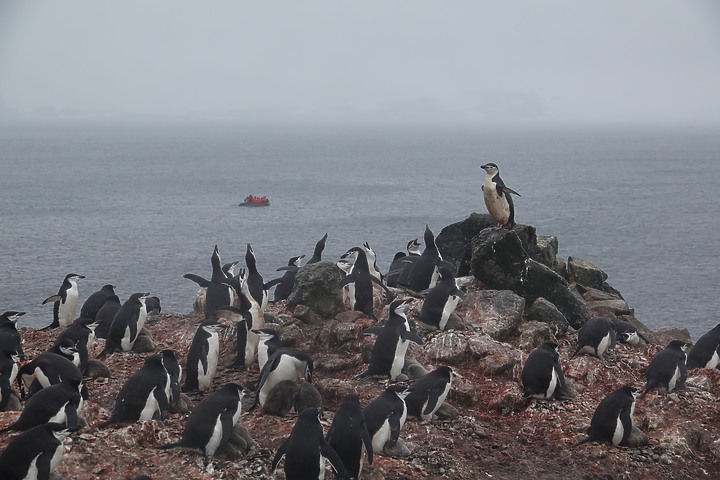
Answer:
287;261;345;318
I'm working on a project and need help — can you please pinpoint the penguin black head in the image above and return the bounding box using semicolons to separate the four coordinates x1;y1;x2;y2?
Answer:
407;238;421;254
1;311;25;323
66;274;85;282
389;298;413;316
386;384;410;399
290;255;305;267
480;163;499;174
298;406;322;423
666;339;691;351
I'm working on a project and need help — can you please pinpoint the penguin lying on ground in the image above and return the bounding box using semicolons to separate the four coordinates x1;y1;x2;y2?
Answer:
571;317;617;359
405;365;457;420
644;339;689;395
522;342;571;400
0;422;75;480
252;347;314;409
100;352;171;427
19;343;86;400
686;323;720;369
272;407;347;480
158;383;248;457
363;384;410;456
610;318;640;346
1;377;84;432
417;265;463;331
573;385;639;446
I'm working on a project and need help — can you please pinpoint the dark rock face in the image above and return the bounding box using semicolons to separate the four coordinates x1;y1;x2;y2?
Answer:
286;261;345;318
436;213;497;276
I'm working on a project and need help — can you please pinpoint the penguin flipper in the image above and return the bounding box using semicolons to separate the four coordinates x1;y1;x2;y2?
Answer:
338;274;356;289
154;383;170;420
42;295;62;305
422;384;447;417
271;439;288;471
35;450;54;480
65;402;79;429
361;422;374;465
401;331;423;345
387;413;401;447
572;436;593;447
370;276;390;293
320;441;347;478
275;266;300;272
361;326;383;336
183;274;211;288
263;278;284;290
502;186;521;196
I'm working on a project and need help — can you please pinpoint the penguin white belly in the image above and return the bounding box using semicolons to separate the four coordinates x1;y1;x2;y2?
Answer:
22;454;42;480
135;308;148;338
48;402;70;424
139;387;160;421
611;417;624;446
206;414;224;456
390;340;410;380
668;365;681;392
121;326;133;351
204;334;220;387
59;288;79;327
546;367;558;399
70;352;81;368
49;441;65;472
258;343;269;371
259;357;303;406
706;350;720;369
439;296;461;330
245;331;259;368
197;358;211;391
10;362;18;385
371;419;391;453
483;187;510;225
596;333;611;357
34;368;51;388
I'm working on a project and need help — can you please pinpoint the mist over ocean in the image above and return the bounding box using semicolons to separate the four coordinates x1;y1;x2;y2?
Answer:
1;121;718;340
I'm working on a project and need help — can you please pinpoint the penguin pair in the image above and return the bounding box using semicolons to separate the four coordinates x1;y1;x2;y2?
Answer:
417;264;463;331
398;225;443;293
339;246;389;321
0;310;25;360
41;273;85;329
18;343;85;401
101;292;150;354
386;239;421;288
571;316;617;359
182;318;226;393
480;162;520;230
54;316;99;373
0;422;76;480
158;383;247;456
687;323;720;369
355;298;423;381
252;347;314;409
521;342;570;400
574;385;639;447
644;339;689;395
80;284;116;320
184;245;237;319
2;377;84;432
272;407;347;480
94;294;122;339
100;350;176;427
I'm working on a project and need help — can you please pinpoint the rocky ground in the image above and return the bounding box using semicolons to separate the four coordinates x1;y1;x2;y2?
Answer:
2;282;720;480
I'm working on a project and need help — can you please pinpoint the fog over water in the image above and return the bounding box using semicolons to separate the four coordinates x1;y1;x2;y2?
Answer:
1;1;720;124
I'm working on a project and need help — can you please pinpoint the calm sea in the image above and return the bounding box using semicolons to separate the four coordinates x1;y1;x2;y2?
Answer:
1;121;718;340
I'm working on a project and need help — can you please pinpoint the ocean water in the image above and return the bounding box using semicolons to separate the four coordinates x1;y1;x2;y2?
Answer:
1;121;718;340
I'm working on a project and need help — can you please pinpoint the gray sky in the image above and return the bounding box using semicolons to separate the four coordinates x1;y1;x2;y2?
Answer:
1;0;719;123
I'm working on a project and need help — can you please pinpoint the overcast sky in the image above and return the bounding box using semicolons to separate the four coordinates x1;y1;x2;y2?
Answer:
1;1;719;123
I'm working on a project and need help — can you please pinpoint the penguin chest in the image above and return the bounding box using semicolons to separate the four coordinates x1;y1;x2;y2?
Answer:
120;326;134;351
439;295;461;330
545;367;559;399
59;288;79;326
48;402;70;424
371;420;392;453
422;382;451;419
611;416;624;446
595;333;612;357
206;414;224;456
10;362;18;385
706;350;720;369
139;387;161;421
668;365;681;392
245;331;259;368
258;343;269;371
198;335;220;390
483;181;510;224
34;367;51;388
390;339;411;380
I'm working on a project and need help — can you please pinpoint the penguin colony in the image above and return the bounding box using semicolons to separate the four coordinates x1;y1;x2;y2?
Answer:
1;164;718;479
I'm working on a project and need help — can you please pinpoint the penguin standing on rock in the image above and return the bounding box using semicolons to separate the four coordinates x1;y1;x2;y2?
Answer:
158;383;247;457
94;295;122;339
417;265;463;331
687;323;720;369
184;245;236;319
0;422;75;480
326;394;373;479
521;342;569;400
480;162;520;230
271;407;347;480
354;298;422;381
644;339;689;395
306;233;328;264
574;386;639;446
265;255;304;303
401;225;443;293
571;317;617;359
386;239;421;288
41;273;85;329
